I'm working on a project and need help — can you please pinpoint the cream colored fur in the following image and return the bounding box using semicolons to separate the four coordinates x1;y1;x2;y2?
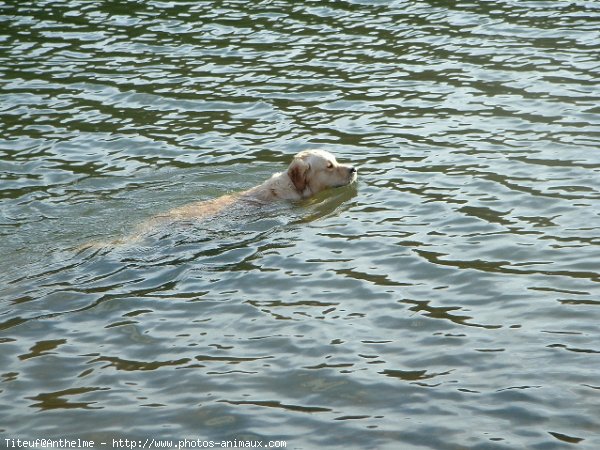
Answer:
156;149;357;221
81;150;356;248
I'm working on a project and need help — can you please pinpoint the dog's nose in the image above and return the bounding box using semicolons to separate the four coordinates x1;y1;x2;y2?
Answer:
349;167;357;174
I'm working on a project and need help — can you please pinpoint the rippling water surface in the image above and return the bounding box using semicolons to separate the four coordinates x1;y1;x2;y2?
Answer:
1;1;599;448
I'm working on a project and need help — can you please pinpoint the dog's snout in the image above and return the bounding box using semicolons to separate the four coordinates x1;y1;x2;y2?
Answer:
349;166;357;174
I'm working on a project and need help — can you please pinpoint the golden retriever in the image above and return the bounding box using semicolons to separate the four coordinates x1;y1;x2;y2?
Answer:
162;149;357;221
81;150;357;248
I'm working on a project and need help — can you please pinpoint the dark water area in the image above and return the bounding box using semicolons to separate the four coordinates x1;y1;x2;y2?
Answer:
1;1;599;448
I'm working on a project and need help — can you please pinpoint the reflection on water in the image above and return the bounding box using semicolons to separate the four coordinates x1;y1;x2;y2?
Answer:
1;0;599;448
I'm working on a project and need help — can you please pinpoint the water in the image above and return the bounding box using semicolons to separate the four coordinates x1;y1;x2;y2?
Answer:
1;0;599;448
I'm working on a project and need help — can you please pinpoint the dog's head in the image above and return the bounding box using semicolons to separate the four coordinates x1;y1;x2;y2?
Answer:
287;150;357;198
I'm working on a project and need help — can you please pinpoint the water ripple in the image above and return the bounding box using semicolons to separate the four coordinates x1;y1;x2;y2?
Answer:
1;0;599;448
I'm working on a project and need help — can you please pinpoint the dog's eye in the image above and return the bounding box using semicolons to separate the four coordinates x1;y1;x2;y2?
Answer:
327;161;334;169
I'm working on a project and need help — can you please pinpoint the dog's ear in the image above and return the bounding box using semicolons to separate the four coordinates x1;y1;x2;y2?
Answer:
288;158;310;193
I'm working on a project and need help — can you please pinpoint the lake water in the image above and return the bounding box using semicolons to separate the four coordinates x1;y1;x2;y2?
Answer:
1;1;599;449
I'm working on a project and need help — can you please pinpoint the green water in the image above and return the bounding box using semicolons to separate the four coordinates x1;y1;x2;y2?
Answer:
1;1;599;448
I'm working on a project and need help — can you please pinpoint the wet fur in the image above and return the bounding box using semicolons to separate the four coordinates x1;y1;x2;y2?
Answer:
147;149;356;223
81;150;357;248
